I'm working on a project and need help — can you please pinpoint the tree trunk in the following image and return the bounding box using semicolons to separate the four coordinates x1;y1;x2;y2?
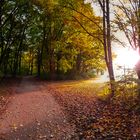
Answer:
30;56;34;75
56;51;62;76
106;0;115;97
0;0;4;65
18;52;22;75
99;0;115;97
49;47;55;80
76;52;82;74
138;0;140;54
37;48;41;77
37;20;47;77
135;0;140;94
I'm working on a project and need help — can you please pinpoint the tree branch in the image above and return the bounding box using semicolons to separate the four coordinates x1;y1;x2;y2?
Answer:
72;16;103;44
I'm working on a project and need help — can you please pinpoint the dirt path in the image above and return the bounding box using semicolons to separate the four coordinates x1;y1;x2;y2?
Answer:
0;77;77;140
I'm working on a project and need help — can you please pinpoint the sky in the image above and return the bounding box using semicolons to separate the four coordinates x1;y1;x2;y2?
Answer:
85;0;139;80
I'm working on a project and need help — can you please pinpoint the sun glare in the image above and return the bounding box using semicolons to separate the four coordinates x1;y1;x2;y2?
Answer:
114;48;139;69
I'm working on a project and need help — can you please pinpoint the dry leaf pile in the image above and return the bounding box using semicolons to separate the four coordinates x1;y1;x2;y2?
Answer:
48;82;140;139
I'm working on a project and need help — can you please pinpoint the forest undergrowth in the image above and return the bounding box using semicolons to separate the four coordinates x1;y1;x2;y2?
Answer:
47;79;140;139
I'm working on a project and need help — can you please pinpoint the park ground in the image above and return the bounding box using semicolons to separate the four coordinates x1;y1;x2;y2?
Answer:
0;77;140;140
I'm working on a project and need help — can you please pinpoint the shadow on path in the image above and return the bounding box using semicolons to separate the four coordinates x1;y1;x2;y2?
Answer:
0;77;78;140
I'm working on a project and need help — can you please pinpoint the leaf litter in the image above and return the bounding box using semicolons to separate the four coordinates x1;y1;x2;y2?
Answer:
47;81;140;139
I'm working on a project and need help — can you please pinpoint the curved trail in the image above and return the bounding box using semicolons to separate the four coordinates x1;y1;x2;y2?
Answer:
0;77;77;140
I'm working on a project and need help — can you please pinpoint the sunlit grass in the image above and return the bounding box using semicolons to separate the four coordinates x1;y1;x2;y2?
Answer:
49;79;109;98
49;78;139;109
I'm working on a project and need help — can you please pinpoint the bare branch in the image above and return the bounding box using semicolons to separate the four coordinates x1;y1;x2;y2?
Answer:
72;16;103;44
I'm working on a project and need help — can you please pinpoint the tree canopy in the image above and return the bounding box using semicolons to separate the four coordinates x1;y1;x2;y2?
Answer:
0;0;105;79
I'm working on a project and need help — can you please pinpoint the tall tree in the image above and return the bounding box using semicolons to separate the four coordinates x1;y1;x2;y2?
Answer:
33;0;105;79
0;0;106;79
113;0;140;91
96;0;115;97
114;2;139;58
